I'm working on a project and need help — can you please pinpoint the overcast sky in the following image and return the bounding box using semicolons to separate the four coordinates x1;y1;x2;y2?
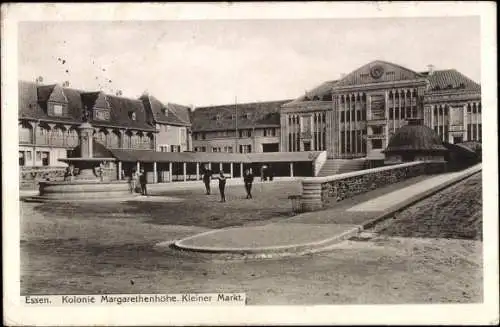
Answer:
18;17;480;107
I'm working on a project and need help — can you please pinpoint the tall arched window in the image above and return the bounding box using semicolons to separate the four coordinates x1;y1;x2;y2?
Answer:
51;125;66;146
37;123;51;145
146;133;154;149
66;127;79;147
124;131;133;148
131;131;141;149
96;129;108;146
109;130;120;148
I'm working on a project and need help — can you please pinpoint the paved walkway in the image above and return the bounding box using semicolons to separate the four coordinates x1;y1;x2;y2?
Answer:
171;164;482;257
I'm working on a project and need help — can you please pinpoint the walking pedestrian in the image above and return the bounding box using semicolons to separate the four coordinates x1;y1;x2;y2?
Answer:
139;168;147;196
243;168;254;199
202;165;212;195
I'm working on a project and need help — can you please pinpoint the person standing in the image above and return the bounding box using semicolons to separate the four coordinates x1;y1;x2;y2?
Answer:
217;171;227;202
129;169;137;193
139;168;148;196
243;168;254;199
202;165;212;195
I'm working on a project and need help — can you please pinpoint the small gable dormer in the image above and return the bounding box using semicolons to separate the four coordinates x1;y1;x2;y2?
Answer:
81;91;111;121
129;111;137;121
45;84;69;117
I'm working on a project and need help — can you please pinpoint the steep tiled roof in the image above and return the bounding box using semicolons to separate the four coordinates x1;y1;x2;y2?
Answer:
139;95;191;127
167;103;192;126
421;69;481;93
18;80;155;131
283;80;337;107
192;100;290;132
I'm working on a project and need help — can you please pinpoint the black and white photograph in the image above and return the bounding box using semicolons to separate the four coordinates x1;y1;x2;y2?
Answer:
2;2;498;326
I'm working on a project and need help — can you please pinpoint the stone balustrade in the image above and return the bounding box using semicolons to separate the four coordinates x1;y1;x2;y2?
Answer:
300;161;446;211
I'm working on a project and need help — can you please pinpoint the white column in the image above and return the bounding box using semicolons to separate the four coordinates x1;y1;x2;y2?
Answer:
430;105;434;128
196;162;200;180
118;161;122;180
240;162;244;177
475;103;479;140
398;89;402;122
136;161;140;172
392;90;396;133
230;162;234;178
153;161;157;184
290;162;294;177
183;162;187;181
169;162;173;182
208;162;212;170
219;162;223;173
403;89;407;119
463;104;467;141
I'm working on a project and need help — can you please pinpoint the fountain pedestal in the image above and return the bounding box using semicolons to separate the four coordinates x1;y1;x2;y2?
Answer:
30;122;136;202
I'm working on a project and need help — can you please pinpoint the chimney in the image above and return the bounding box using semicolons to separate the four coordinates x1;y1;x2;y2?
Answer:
427;64;435;76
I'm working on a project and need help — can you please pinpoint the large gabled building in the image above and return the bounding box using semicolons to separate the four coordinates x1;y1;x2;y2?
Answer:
280;60;482;161
191;100;290;153
18;81;156;168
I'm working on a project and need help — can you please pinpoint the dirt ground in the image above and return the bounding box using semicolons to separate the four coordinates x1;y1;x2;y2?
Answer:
20;176;483;304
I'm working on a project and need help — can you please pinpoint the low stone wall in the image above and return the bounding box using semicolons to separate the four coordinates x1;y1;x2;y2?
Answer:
300;161;446;211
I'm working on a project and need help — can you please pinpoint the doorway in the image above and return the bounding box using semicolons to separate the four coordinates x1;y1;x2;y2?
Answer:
303;142;311;151
453;136;463;144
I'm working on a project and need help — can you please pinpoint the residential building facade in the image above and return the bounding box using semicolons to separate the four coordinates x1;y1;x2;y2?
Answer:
191;100;289;153
140;94;192;153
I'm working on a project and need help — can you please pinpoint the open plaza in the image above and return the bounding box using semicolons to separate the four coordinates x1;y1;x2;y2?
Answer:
21;169;482;304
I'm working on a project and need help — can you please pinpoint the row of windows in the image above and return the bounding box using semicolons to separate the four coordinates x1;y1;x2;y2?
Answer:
467;124;482;141
389;107;419;120
340;130;367;153
340;110;366;123
19;150;49;166
158;145;181;152
211;146;234;153
193;128;271;140
194;145;251;153
213;113;252;121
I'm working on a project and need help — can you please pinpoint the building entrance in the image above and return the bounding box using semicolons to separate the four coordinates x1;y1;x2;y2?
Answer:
303;142;311;151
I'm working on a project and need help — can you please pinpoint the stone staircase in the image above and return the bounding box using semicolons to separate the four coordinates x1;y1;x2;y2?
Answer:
317;159;367;177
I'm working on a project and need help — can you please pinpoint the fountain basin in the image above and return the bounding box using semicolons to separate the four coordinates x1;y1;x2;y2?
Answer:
34;180;135;201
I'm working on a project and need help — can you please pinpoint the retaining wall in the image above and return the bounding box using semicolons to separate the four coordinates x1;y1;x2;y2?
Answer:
300;161;446;211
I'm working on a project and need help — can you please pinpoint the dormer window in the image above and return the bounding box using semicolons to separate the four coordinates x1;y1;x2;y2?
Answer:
129;112;137;121
162;107;168;116
216;114;222;121
53;104;63;116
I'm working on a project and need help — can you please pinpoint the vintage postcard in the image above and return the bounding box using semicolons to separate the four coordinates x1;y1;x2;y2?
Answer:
2;2;498;326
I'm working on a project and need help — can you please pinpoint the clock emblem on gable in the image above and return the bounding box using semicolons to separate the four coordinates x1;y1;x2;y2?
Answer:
370;64;385;79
